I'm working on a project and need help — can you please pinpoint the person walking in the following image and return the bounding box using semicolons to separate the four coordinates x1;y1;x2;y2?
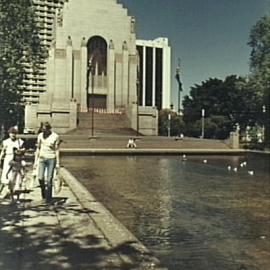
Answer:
0;127;24;199
6;147;26;202
31;122;44;188
34;122;60;203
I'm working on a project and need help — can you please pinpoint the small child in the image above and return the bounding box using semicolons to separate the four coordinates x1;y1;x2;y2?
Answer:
6;148;26;202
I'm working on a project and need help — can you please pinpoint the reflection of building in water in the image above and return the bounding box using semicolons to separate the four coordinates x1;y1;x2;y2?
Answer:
24;0;171;135
122;157;173;240
155;158;173;240
136;158;174;241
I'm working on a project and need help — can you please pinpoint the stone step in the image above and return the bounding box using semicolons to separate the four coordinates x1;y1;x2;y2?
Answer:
66;128;138;136
75;112;133;135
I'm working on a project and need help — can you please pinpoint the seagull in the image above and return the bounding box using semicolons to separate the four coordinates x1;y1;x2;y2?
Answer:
248;171;254;175
233;167;238;172
203;159;208;164
227;165;231;171
182;154;187;161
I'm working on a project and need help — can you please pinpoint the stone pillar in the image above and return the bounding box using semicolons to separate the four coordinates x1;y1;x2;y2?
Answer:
115;54;123;108
229;131;240;149
142;45;146;106
107;40;115;111
162;45;171;109
80;37;87;112
46;42;56;105
51;36;71;104
24;103;38;131
66;36;73;99
152;47;156;107
122;41;129;107
128;55;137;106
69;100;77;129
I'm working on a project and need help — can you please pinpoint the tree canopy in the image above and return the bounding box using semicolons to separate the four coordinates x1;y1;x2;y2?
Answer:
249;15;270;88
0;0;45;131
182;75;263;139
248;15;270;145
158;109;185;136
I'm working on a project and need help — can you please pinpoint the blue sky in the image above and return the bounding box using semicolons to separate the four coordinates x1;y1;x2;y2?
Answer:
120;0;269;109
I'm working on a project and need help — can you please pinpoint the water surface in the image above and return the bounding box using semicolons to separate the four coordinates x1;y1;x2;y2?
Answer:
63;154;270;270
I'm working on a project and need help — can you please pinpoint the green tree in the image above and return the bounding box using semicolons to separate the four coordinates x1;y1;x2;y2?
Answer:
203;116;233;139
248;15;270;146
0;0;45;132
185;115;232;140
182;76;262;139
158;109;185;136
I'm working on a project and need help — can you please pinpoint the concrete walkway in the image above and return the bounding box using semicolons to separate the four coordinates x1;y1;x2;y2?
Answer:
0;168;166;270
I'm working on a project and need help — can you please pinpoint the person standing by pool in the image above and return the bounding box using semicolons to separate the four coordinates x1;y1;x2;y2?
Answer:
0;127;24;199
34;122;60;203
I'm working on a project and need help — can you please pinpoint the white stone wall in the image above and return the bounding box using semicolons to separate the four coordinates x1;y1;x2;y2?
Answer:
25;0;162;135
128;104;158;136
50;0;138;111
136;38;171;109
138;106;158;136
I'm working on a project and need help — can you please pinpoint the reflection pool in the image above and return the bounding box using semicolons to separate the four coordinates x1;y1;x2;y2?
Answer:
62;154;270;270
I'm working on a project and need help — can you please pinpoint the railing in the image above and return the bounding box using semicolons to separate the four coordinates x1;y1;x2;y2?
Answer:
79;107;124;115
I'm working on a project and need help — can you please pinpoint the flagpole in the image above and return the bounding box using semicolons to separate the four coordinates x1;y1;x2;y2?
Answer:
175;58;182;114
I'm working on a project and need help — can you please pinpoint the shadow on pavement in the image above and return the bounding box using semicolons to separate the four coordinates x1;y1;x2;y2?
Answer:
0;195;160;270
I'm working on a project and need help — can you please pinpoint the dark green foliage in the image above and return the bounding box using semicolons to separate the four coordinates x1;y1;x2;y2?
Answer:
158;109;185;136
0;0;45;131
203;116;232;139
248;15;270;146
182;76;263;139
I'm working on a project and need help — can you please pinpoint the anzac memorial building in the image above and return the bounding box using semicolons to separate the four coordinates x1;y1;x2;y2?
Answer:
24;0;171;135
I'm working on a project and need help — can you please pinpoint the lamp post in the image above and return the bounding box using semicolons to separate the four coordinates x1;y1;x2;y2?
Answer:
262;105;266;142
86;58;91;109
168;113;171;137
87;56;94;138
136;77;140;136
201;109;205;139
136;57;141;136
91;62;95;137
175;58;183;114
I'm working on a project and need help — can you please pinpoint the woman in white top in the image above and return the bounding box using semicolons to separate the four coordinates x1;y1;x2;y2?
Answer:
34;122;60;203
0;127;24;198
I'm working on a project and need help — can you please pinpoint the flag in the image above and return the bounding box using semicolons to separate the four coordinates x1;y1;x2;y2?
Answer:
175;73;183;91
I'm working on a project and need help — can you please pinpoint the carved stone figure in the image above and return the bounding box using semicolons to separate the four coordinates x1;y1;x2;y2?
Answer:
109;39;114;49
131;16;136;33
81;37;87;47
67;36;72;46
122;41;128;50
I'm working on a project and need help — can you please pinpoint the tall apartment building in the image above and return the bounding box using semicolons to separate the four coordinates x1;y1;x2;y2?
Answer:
23;0;66;104
23;0;171;135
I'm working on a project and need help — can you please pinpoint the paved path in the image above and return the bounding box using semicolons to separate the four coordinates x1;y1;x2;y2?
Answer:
0;168;166;270
20;135;233;151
